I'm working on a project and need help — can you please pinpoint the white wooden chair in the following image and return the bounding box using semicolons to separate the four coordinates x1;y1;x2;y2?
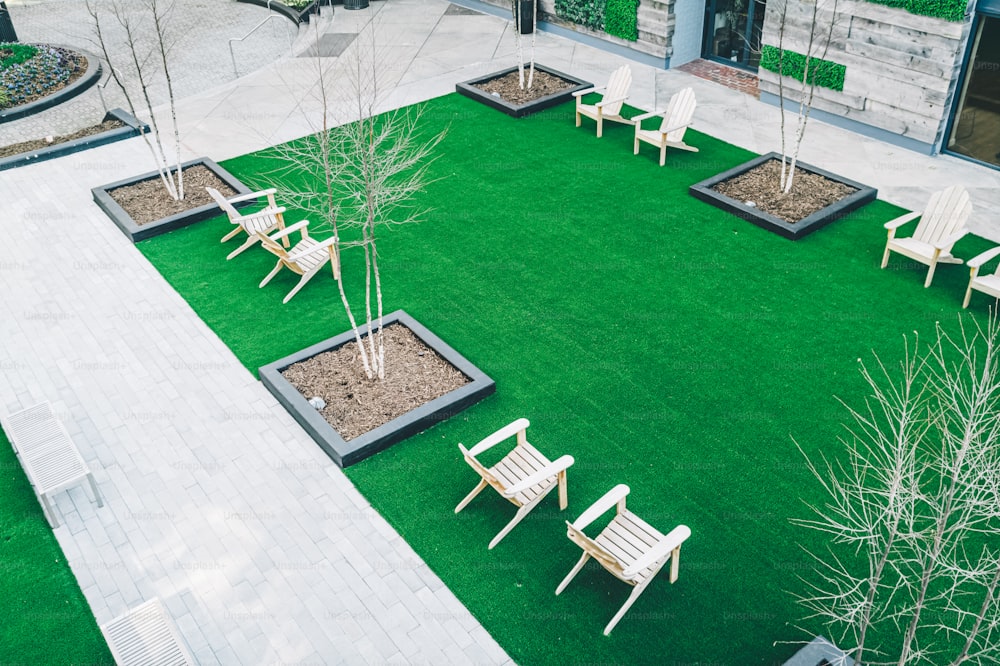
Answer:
207;186;289;260
573;65;633;138
555;484;690;635
257;221;339;304
101;598;196;666
632;87;699;166
455;418;574;549
963;246;1000;308
1;402;103;528
881;185;972;287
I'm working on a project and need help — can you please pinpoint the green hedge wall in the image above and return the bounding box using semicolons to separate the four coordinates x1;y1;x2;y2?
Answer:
605;0;639;40
865;0;966;22
554;0;640;42
759;45;846;92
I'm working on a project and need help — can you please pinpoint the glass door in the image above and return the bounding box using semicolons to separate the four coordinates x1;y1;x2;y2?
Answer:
703;0;766;69
946;15;1000;168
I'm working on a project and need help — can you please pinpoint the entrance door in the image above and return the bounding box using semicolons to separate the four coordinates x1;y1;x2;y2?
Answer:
703;0;766;69
946;15;1000;168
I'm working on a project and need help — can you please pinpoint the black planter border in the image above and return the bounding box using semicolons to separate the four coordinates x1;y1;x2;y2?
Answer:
236;0;336;24
688;152;878;240
0;108;147;172
456;64;592;118
0;47;101;123
91;157;252;243
259;310;496;468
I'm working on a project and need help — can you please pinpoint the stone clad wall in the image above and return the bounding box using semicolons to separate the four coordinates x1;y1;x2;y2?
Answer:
758;0;972;148
477;0;675;63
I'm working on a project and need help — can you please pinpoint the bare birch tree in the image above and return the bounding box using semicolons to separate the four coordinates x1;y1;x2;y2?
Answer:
87;0;185;200
257;20;444;381
793;315;1000;665
511;0;538;89
764;0;841;193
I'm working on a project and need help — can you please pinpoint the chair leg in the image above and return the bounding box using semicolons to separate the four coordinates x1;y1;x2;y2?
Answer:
596;114;604;139
282;265;324;303
634;136;640;156
964;268;979;308
88;473;104;507
924;259;939;288
659;143;667;167
604;582;647;636
575;109;581;128
488;503;532;550
669;545;682;583
557;470;568;510
259;260;284;288
556;552;590;595
226;235;259;260
221;226;242;243
454;479;488;514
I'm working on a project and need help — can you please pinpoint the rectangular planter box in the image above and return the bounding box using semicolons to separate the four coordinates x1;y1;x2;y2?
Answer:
456;64;592;118
688;152;878;240
260;310;496;468
91;157;253;243
0;108;148;172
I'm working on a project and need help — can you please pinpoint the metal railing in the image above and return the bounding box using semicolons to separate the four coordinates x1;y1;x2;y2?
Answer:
96;65;125;114
229;2;289;75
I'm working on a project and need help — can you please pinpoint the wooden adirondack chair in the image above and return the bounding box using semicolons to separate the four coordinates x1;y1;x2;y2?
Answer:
256;221;339;304
881;185;972;287
632;87;699;166
455;418;575;549
573;65;633;138
963;246;1000;308
207;187;289;260
555;484;691;635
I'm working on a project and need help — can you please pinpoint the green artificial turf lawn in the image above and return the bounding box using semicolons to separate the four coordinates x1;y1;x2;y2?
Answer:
0;427;113;664
138;93;995;665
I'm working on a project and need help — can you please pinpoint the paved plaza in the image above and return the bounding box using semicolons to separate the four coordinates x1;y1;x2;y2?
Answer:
3;0;1000;663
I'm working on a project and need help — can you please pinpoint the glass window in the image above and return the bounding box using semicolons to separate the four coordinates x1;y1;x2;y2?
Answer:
947;16;1000;168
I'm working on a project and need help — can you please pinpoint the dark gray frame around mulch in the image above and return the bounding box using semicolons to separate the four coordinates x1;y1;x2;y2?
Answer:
688;152;878;240
259;310;497;468
91;157;253;243
0;48;101;123
0;108;147;172
456;64;592;118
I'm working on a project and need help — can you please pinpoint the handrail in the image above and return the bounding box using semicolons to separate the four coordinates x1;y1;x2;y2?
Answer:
96;64;124;113
229;4;287;75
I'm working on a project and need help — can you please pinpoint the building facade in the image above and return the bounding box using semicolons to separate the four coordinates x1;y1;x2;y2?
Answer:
474;0;1000;169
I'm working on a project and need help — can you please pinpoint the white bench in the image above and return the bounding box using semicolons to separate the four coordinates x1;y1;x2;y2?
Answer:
101;598;196;666
1;401;103;528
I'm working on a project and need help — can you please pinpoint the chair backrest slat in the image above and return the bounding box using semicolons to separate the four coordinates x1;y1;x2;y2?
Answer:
913;184;971;246
205;187;240;220
567;523;626;577
659;87;697;141
603;65;632;116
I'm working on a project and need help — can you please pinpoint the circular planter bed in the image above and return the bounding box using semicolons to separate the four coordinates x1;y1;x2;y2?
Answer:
0;108;146;171
259;310;496;468
456;64;592;118
91;157;254;243
236;0;335;25
688;152;878;240
0;44;99;123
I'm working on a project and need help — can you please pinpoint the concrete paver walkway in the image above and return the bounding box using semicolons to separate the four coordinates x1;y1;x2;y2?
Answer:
3;0;1000;663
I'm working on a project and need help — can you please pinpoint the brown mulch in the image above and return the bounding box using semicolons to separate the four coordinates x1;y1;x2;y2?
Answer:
107;164;237;225
0;119;126;159
281;323;471;441
473;69;577;105
712;159;857;223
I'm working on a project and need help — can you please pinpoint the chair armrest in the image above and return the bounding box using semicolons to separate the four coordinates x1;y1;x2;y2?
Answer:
935;228;968;250
968;245;1000;269
884;211;921;230
657;121;692;136
268;219;310;241
286;235;338;263
622;524;691;577
503;455;575;497
227;188;277;204
594;96;628;109
572;484;630;530
631;111;659;122
572;86;605;98
463;418;530;457
238;206;285;222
